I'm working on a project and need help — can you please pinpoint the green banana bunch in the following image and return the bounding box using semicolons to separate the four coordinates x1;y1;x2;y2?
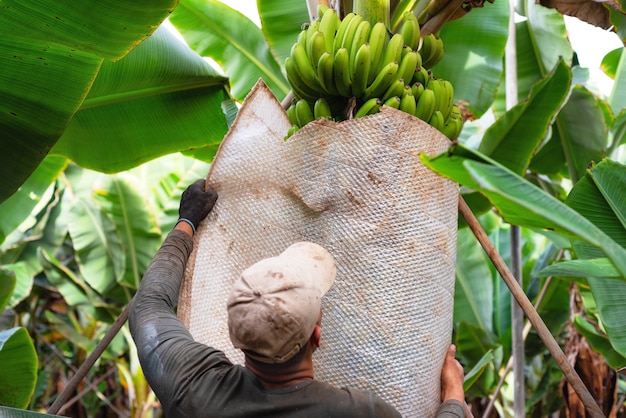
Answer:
283;5;463;140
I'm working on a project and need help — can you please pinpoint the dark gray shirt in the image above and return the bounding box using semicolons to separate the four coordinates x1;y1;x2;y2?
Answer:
129;230;465;418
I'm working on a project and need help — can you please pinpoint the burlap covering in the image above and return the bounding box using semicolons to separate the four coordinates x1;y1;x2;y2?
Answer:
179;80;459;417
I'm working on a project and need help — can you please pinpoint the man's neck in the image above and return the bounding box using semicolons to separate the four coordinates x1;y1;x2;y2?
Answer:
244;357;314;390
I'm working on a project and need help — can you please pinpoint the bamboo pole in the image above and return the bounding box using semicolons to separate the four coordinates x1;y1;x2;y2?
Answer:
458;196;605;418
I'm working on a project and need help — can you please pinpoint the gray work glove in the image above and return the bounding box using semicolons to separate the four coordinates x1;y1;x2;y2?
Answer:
178;179;218;234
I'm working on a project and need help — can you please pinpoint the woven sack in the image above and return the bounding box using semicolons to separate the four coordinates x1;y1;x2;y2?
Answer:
179;80;459;417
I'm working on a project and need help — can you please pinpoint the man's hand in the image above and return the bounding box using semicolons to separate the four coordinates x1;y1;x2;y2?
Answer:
177;179;218;235
441;344;465;403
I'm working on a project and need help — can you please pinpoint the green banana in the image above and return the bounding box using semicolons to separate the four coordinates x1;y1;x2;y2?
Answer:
295;99;314;127
314;98;333;120
354;97;382;118
306;20;320;47
368;22;388;83
384;96;401;109
349;20;371;69
296;29;307;52
420;34;444;68
318;8;340;52
316;3;330;19
285;56;321;102
399;91;417;116
382;77;406;101
398;50;419;86
439;79;455;120
317;51;337;95
363;60;400;100
399;12;420;51
286;102;298;126
441;116;462;140
308;30;326;72
333;47;352;97
285;125;299;140
351;42;371;98
411;82;425;99
414;87;436;122
428;110;445;132
412;66;430;86
290;42;322;92
378;33;404;72
426;78;444;115
340;13;363;53
333;12;355;53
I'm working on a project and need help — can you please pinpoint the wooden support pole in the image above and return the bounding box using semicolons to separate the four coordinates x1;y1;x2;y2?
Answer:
458;196;605;418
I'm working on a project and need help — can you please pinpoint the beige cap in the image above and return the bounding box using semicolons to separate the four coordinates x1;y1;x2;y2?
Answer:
226;242;336;364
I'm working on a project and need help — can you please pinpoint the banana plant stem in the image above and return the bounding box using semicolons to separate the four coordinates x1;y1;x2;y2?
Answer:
420;0;464;35
458;196;605;418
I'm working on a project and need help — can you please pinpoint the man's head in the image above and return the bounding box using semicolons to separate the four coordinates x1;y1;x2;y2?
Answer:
226;242;336;364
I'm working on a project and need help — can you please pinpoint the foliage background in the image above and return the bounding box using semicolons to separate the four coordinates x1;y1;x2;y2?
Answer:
1;0;626;416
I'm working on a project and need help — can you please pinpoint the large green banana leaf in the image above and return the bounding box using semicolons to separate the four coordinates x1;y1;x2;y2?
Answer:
0;328;37;409
51;25;230;172
530;86;611;182
170;0;290;102
0;157;67;247
92;175;162;290
257;0;311;66
423;147;626;354
565;159;626;356
423;146;626;276
479;59;571;175
0;0;179;204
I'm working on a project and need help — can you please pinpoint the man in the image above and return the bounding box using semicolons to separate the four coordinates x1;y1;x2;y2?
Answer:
130;179;467;417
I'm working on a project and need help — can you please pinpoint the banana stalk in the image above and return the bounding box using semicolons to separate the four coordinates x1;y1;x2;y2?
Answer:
354;0;390;29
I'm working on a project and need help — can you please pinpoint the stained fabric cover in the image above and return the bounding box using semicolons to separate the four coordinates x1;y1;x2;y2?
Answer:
179;80;459;417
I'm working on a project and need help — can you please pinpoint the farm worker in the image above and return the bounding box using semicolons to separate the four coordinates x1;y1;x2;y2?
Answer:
129;179;467;417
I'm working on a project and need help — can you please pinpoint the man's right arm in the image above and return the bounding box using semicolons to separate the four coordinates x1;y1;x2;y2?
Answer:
129;181;224;414
434;344;467;417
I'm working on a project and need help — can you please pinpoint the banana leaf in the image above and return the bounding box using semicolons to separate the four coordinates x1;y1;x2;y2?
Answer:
67;198;126;296
424;147;626;356
257;0;311;68
0;0;179;204
92;175;162;290
0;270;16;311
565;159;626;356
0;406;62;417
530;86;611;182
3;263;32;308
51;25;230;172
0;157;67;247
609;46;626;114
538;258;621;278
479;59;571;176
0;328;37;409
421;145;626;277
601;47;623;79
170;0;290;102
433;0;509;118
573;315;626;369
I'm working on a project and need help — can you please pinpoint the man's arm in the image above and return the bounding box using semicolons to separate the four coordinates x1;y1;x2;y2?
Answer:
128;180;219;409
